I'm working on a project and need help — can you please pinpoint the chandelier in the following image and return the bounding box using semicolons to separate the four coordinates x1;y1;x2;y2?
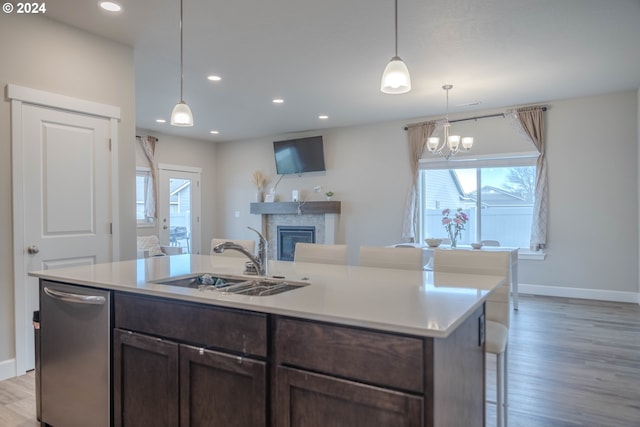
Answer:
426;85;473;159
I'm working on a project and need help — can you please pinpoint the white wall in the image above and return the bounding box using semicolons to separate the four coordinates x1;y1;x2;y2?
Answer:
214;122;412;262
135;130;218;255
215;90;639;299
0;15;135;372
518;91;638;297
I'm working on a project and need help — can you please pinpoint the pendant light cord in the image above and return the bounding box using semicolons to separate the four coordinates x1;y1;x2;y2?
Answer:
179;0;184;102
394;0;398;57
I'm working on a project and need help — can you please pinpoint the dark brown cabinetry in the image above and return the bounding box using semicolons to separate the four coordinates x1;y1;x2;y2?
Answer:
109;290;482;427
273;307;486;427
274;317;425;427
113;293;268;426
113;329;179;427
276;366;422;427
180;344;266;426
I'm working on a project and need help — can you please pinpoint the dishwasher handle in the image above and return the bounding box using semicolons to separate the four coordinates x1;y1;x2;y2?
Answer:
43;286;106;305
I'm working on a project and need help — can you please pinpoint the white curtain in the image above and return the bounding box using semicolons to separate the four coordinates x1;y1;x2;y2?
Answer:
506;107;547;250
138;136;158;220
401;121;436;242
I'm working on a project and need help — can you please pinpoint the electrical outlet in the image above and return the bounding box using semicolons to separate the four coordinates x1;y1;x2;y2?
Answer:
313;186;322;193
234;211;240;218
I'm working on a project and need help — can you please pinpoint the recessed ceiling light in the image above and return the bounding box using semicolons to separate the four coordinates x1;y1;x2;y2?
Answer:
318;115;329;120
207;75;221;81
156;118;166;123
99;1;122;12
210;130;219;134
272;99;284;104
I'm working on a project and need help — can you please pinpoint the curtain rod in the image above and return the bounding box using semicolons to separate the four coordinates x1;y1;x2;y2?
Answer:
136;135;159;141
404;107;547;131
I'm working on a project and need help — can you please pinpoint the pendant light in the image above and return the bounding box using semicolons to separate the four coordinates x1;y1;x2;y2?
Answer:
380;0;411;94
170;0;194;126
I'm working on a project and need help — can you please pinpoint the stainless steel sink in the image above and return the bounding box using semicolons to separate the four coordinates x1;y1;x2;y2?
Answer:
152;274;309;296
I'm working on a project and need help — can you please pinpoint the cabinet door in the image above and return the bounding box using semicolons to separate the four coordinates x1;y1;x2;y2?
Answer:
113;329;179;427
180;344;267;427
275;367;422;427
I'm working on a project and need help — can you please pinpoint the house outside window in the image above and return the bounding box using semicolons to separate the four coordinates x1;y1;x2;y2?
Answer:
418;157;537;248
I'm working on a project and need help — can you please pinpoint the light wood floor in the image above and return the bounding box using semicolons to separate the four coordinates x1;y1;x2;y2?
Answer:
1;295;639;426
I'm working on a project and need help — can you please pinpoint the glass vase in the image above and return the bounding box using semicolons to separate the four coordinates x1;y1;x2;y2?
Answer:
448;229;457;248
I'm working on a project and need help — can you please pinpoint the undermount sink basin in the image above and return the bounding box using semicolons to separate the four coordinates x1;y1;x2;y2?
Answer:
152;274;309;296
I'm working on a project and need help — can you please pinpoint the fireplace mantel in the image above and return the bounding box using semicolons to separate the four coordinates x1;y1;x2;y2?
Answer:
250;201;341;215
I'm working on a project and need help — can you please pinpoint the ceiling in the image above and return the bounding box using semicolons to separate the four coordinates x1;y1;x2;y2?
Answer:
45;0;640;142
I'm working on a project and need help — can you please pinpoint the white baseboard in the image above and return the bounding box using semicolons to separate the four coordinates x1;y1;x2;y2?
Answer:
519;283;640;305
0;358;17;381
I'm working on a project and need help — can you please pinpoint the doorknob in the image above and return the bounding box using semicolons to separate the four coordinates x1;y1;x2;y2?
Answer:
163;225;168;230
27;245;40;254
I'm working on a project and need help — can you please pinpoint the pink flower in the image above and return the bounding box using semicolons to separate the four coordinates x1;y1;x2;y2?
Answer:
460;212;469;221
442;218;451;225
442;208;450;216
454;218;462;224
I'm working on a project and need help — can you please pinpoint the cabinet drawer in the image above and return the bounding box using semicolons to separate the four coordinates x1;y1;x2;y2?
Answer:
115;293;267;357
275;366;423;427
275;317;423;393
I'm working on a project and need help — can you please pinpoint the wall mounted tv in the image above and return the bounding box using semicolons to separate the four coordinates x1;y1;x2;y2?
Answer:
273;136;326;175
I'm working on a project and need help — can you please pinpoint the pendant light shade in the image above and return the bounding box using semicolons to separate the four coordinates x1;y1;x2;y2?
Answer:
171;101;194;126
381;56;411;94
170;0;194;127
381;0;411;94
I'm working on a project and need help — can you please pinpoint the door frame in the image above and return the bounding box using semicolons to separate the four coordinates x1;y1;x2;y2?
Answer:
158;164;202;255
8;84;121;376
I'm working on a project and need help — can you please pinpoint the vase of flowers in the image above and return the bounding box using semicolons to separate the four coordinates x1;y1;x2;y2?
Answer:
442;208;468;248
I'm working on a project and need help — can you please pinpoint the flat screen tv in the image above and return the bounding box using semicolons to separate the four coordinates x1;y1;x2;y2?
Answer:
273;136;326;175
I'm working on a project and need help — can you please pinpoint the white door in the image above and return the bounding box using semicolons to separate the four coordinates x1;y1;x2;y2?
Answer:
158;166;201;255
16;104;113;373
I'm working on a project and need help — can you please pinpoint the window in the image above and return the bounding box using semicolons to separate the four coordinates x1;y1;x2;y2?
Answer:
136;168;154;225
418;157;536;248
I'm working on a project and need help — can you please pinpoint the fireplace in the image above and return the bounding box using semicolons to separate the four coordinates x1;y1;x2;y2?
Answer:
277;226;316;261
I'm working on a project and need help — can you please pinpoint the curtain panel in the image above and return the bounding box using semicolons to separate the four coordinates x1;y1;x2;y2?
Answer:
138;136;158;219
402;121;436;242
506;107;547;250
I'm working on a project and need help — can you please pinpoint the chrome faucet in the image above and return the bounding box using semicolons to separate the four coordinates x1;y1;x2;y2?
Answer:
212;226;268;276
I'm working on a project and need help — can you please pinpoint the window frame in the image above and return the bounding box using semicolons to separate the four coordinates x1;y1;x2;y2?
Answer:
136;167;155;227
418;152;538;249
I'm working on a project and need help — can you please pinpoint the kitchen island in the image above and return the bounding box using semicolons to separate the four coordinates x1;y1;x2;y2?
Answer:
32;254;505;427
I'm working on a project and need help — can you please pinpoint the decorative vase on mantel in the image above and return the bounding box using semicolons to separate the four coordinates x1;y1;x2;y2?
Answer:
254;189;264;203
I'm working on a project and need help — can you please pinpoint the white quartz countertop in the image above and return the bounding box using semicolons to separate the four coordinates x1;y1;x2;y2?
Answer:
30;254;505;338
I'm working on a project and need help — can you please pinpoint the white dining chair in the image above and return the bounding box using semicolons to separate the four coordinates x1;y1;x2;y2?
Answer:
293;243;348;265
432;249;511;427
210;238;255;258
358;246;423;270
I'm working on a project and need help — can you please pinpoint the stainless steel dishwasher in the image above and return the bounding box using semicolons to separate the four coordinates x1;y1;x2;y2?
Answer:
40;280;111;427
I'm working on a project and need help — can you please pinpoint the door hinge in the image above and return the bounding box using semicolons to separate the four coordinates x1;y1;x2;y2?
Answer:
109;138;112;151
110;223;113;234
